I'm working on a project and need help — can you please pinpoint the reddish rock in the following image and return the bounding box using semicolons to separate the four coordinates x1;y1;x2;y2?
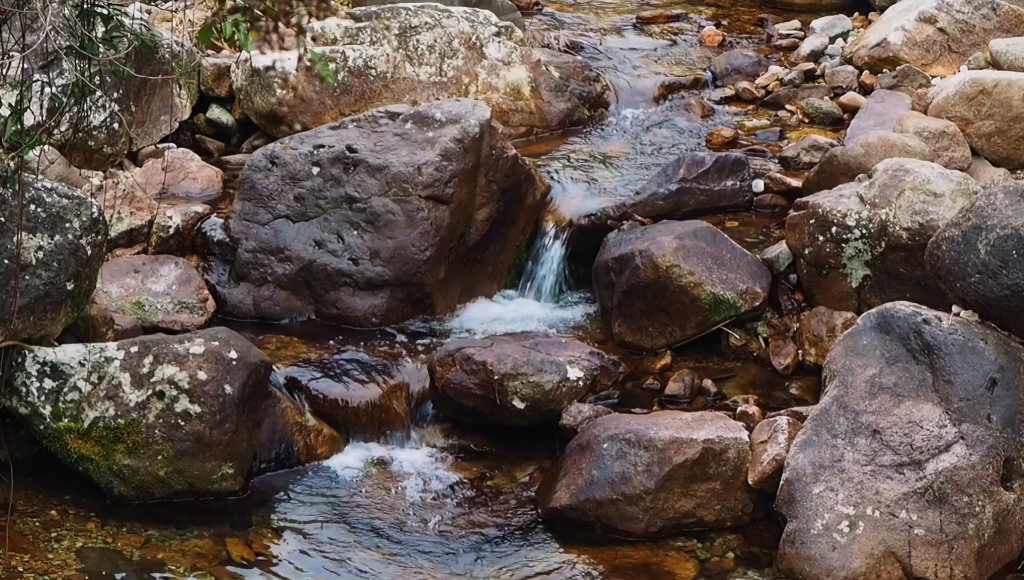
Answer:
797;306;858;366
748;416;801;492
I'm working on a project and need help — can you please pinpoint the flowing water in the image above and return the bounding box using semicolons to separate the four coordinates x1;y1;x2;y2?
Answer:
5;0;842;578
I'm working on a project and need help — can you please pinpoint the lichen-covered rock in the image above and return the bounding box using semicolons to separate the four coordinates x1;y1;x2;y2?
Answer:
843;0;1024;77
5;328;273;501
352;0;526;29
539;411;756;536
777;302;1024;580
208;99;548;326
231;4;607;139
85;255;216;338
0;172;107;342
593;220;771;352
928;70;1024;169
787;158;978;312
430;335;625;426
254;388;345;475
148;203;215;256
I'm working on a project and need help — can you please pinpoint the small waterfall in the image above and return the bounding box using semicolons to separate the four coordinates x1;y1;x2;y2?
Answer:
517;219;570;304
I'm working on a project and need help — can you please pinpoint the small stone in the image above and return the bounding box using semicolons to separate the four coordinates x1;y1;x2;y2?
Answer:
638;351;673;373
754;193;790;212
966;51;992;71
656;76;707;102
636;8;687;24
664;369;701;402
739;119;772;132
754;71;781;88
779;134;840;170
836;91;867;113
748;416;802;492
763;172;802;195
205;103;238;135
760;240;794;274
825;65;860;94
824;44;843;58
774;19;803;33
735;404;764;432
559;402;614;438
735;81;765;101
709;87;736;102
774;38;801;50
682;97;715;118
754;127;782;141
769;335;800;375
706;126;739;147
195;135;226;158
700;25;725;46
752;179;766;193
798;97;845;125
852;14;869;29
859;70;877;91
793;62;818;78
781;70;805;87
809;14;852;42
789;34;829;65
225;538;256;564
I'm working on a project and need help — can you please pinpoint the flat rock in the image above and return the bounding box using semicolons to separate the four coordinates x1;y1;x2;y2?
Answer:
845;89;912;143
809;15;852;41
710;49;769;86
788;34;829;65
761;85;832;108
928;70;1024;169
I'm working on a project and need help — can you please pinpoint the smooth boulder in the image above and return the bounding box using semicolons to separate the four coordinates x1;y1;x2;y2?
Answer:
893;111;972;171
843;0;1024;77
928;70;1024;169
927;181;1024;339
777;302;1024;580
209;99;547;326
844;89;912;144
593;220;771;352
787;158;978;312
539;411;756;536
802;131;935;194
430;335;625;426
0;173;107;342
990;36;1024;71
710;49;769;86
232;4;608;139
6;328;273;501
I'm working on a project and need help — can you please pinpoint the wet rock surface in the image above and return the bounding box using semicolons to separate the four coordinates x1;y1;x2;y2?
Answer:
593;220;771;352
209;99;547;326
430;335;625;426
5;327;273;501
778;302;1024;580
254;388;345;475
539;411;756;536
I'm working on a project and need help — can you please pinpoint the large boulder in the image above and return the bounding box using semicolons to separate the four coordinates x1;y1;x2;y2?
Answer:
0;173;107;342
787;158;979;312
430;335;625;426
351;0;526;30
1;11;198;170
927;181;1024;339
802;131;935;194
777;302;1024;580
231;4;608;139
539;411;756;536
843;0;1024;77
5;328;273;501
593;220;771;352
893;111;972;171
928;71;1024;169
575;152;754;229
208;99;548;326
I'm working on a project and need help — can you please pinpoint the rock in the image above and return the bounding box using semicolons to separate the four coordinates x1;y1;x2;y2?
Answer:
739;119;772;133
763;172;803;196
773;38;802;50
86;255;216;337
5;328;273;501
766;405;815;423
709;87;737;102
797;306;858;366
639;351;673;373
764;0;856;10
779;135;840;170
0;173;107;342
788;35;829;65
23;146;99;190
593;220;771;352
707;126;740;147
754;194;790;212
787;158;978;311
761;85;832;108
1;16;198;170
204;104;237;136
761;240;794;274
559;403;614;438
254;388;345;475
352;0;528;29
576;152;754;228
430;335;625;426
809;15;852;41
966;156;1013;185
635;8;687;23
843;0;1024;77
208;99;547;326
926;181;1024;339
802;131;935;194
967;50;993;70
835;91;866;113
928;70;1024;169
845;89;913;143
539;411;756;536
131;149;225;202
859;70;877;90
655;76;707;102
664;369;702;402
232;5;608;139
200;53;235;98
148;203;215;256
990;36;1024;71
681;97;715;118
824;64;859;94
777;302;1024;580
769;336;800;375
734;82;764;101
710;49;769;87
748;416;801;492
799;97;844;125
876;63;931;93
735;404;765;431
893;110;972;170
699;25;726;46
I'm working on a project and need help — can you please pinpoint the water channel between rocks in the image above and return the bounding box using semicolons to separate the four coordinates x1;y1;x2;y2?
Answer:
9;0;842;577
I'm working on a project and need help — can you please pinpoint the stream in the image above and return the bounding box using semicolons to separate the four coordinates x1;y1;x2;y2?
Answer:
5;0;838;578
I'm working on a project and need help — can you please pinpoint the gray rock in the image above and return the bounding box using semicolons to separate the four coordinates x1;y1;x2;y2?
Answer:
593;220;771;352
845;89;913;143
204;103;237;136
799;97;845;125
778;302;1024;580
893;110;972;170
789;34;830;65
352;0;526;30
761;84;833;108
966;156;1013;185
803;131;935;194
761;240;794;274
966;50;992;70
876;63;932;94
148;203;214;256
824;64;859;94
540;411;756;536
787;158;978;312
5;327;273;501
209;99;547;326
0;172;107;342
779;135;841;170
809;15;852;41
430;335;625;426
989;36;1024;71
559;402;614;438
836;91;866;113
710;49;770;86
928;70;1024;169
927;181;1024;339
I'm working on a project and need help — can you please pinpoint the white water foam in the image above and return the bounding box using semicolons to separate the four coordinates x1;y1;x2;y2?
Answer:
325;442;462;502
446;290;594;337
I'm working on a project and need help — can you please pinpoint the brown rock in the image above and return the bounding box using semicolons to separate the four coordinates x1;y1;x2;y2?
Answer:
636;8;687;23
753;193;790;212
225;538;256;565
254;388;345;475
763;172;803;196
664;369;701;402
132;148;225;202
893;110;972;171
928;70;1024;169
859;70;877;91
735;81;765;101
966;156;1013;186
845;89;912;143
148;203;214;256
797;306;858;366
699;25;725;46
761;84;832;108
638;351;673;373
780;135;840;170
539;411;756;536
200;52;236;98
835;91;866;113
747;416;801;492
656;76;707;102
682;97;715;118
735;404;765;432
769;336;799;375
803;131;935;194
559;402;614;438
707;126;739;147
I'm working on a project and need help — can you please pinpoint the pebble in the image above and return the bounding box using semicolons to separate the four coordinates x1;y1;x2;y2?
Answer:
836;91;867;113
774;19;802;32
700;25;725;46
735;81;764;101
706;126;739;147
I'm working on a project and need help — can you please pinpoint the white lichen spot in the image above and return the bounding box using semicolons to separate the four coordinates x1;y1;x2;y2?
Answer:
227;349;238;359
188;344;206;355
566;365;585;381
197;370;208;381
223;384;233;395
